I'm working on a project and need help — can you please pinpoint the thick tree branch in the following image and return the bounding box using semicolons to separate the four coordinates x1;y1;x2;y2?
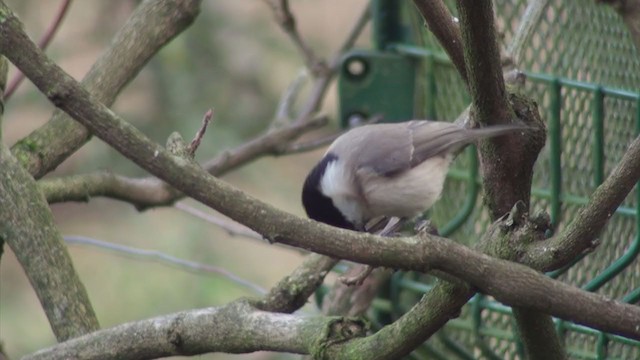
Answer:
11;0;202;178
4;2;640;357
412;0;468;84
0;55;8;262
512;308;564;360
26;250;347;359
0;144;99;341
23;300;368;360
38;3;371;209
455;0;547;218
456;1;558;357
456;0;512;127
329;279;474;359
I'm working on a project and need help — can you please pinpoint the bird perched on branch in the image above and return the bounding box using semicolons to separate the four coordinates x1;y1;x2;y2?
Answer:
302;120;527;232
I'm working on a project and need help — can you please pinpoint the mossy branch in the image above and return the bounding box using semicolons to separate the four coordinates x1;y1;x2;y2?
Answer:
10;0;202;178
0;144;99;341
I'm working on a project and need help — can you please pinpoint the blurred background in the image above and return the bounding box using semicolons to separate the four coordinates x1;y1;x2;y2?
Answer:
0;0;370;358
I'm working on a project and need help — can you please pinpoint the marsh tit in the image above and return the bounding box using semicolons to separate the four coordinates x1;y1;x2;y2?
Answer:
302;120;526;231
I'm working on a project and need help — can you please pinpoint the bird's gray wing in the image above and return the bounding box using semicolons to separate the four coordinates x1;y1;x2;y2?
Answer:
334;121;525;177
408;120;528;166
346;123;414;176
334;121;459;177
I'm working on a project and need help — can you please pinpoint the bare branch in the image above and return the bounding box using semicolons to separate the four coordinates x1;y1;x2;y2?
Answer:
39;4;372;209
412;0;468;84
187;108;213;158
264;0;328;75
506;0;550;67
522;134;640;271
258;253;338;313
174;202;263;241
270;68;309;128
4;0;73;100
0;145;99;341
1;12;638;339
456;0;512;127
279;132;339;154
64;235;266;295
23;300;367;360
11;0;202;178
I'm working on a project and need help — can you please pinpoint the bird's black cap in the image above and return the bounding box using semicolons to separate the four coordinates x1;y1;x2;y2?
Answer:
301;154;355;230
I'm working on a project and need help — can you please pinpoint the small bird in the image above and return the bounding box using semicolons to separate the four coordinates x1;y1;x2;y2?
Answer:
302;120;526;232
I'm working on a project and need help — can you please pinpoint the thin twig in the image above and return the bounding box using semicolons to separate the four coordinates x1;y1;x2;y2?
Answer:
4;0;73;100
264;0;328;76
270;68;309;129
174;202;263;241
506;0;550;68
280;133;339;154
64;235;267;295
279;114;384;155
330;4;371;70
41;4;372;209
187;108;213;158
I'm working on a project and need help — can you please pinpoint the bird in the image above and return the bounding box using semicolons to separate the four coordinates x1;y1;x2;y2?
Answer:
301;120;527;285
302;120;527;232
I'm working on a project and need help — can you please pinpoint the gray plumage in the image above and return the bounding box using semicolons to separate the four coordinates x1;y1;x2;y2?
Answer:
305;120;527;230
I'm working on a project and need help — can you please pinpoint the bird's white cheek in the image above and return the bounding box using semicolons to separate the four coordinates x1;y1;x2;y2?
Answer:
320;160;351;197
320;160;364;226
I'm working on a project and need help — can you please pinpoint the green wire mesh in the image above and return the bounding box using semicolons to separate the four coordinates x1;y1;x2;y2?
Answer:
333;0;640;359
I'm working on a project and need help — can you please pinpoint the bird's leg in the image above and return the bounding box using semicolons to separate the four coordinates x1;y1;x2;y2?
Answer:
340;217;405;286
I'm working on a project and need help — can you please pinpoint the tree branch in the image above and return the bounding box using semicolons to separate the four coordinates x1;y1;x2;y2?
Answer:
521;133;640;271
0;55;8;262
0;144;99;341
264;0;328;76
506;0;550;68
11;0;202;178
412;0;468;85
258;253;338;313
456;0;512;127
174;202;264;241
23;300;367;360
37;3;371;209
456;1;558;357
4;2;640;357
4;0;73;100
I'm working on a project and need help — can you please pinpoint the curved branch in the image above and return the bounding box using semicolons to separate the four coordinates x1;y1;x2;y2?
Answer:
23;300;367;360
38;3;371;209
522;134;640;271
4;2;640;356
412;0;468;84
11;0;202;178
258;253;338;313
38;115;327;208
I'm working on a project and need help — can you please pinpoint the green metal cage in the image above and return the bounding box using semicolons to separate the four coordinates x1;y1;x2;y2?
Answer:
332;0;640;358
